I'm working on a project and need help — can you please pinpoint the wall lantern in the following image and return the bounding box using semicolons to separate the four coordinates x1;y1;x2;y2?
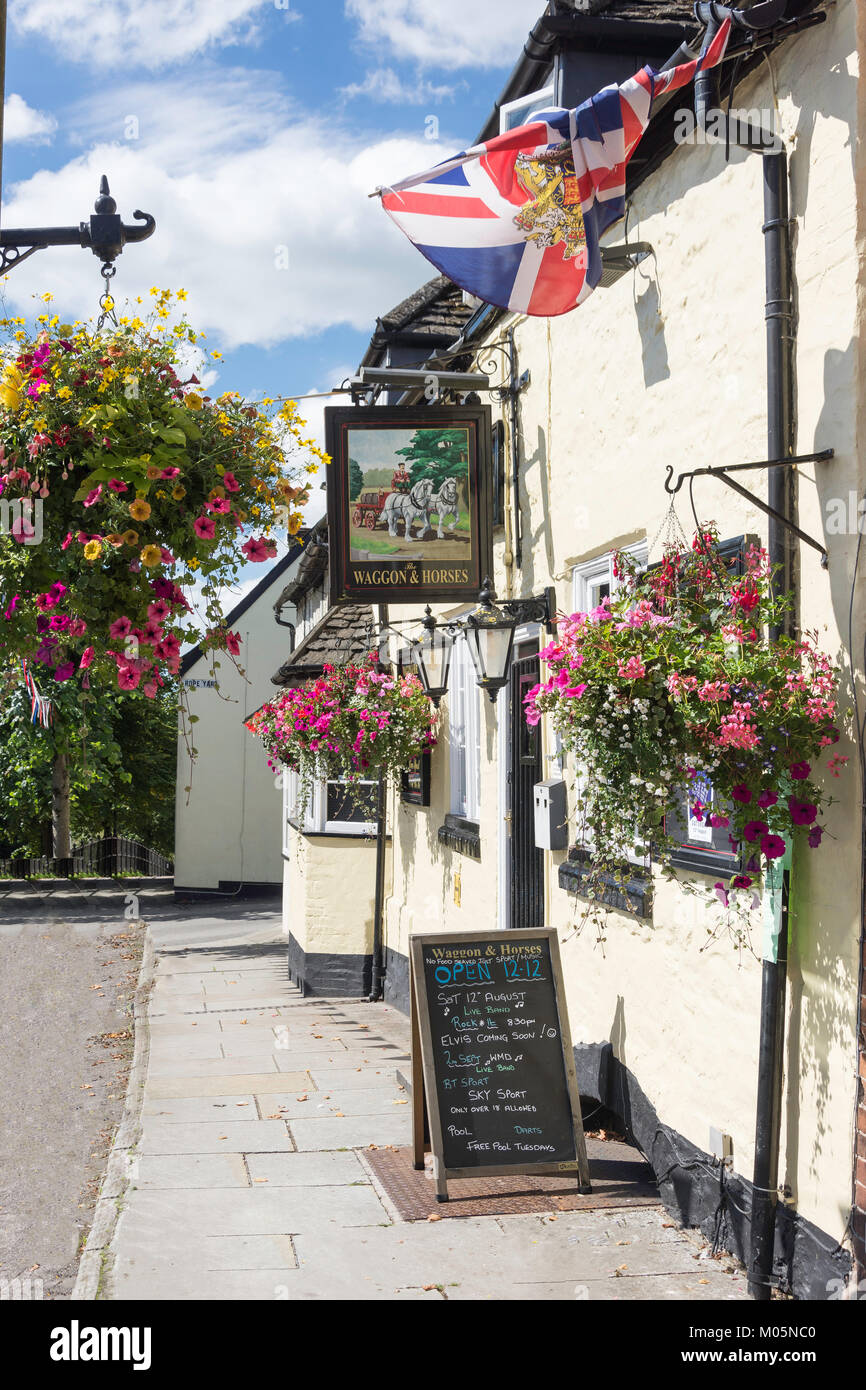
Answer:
398;581;556;706
464;577;518;702
412;605;453;706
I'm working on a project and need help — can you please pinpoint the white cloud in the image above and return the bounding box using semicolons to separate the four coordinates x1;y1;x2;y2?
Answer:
0;75;451;351
340;67;459;105
3;93;58;144
345;0;542;70
8;0;299;70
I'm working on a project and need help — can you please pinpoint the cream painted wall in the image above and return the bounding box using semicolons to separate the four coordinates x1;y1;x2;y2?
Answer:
281;831;379;957
174;566;297;890
382;1;864;1249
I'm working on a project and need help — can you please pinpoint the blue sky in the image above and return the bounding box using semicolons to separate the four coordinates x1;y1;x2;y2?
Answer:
0;0;541;612
1;1;543;439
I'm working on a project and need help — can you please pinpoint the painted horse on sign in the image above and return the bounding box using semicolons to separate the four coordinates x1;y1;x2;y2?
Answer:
382;479;434;540
431;477;459;538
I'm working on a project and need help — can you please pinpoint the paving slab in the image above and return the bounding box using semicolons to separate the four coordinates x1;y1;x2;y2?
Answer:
143;1096;259;1123
147;1054;280;1078
139;1119;294;1154
264;1088;409;1119
132;1153;250;1188
113;1182;390;1238
220;1035;345;1057
147;1072;310;1099
245;1151;369;1186
307;1067;401;1090
287;1114;410;1151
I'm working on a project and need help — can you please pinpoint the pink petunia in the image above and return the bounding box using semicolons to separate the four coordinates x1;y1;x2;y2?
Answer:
193;515;216;540
109;616;132;640
761;834;787;860
83;485;103;507
53;662;76;682
241;536;275;563
808;825;823;848
148;600;171;622
107;478;128;493
744;820;769;842
79;647;95;670
222;471;240;492
789;761;811;780
731;784;751;804
757;789;778;809
116;665;141;690
788;796;817;826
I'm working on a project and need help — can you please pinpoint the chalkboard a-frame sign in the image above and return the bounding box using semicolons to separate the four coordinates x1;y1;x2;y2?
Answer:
409;928;591;1202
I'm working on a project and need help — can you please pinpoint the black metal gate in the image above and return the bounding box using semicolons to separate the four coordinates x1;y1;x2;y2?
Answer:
509;646;543;930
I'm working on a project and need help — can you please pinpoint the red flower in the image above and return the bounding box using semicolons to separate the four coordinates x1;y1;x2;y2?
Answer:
744;820;769;842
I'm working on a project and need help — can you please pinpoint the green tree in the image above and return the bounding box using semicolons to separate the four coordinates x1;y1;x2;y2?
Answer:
0;675;176;861
395;429;469;505
349;458;364;501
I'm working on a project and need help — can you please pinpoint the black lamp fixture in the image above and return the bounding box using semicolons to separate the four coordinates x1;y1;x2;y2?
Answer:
463;577;519;703
412;605;453;706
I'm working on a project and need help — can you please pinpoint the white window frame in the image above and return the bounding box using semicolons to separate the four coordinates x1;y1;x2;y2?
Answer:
569;542;649;864
448;635;481;822
571;540;648;614
499;84;556;133
283;767;377;839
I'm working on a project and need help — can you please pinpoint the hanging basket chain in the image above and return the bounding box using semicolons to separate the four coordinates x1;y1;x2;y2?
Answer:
95;262;119;332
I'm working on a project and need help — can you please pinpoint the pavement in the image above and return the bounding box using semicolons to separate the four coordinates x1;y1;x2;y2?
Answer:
91;908;749;1302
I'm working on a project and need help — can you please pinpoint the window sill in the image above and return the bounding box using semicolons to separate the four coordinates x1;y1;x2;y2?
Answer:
438;814;481;860
286;819;386;842
558;847;652;919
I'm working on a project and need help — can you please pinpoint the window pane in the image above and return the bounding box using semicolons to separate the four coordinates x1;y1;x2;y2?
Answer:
326;780;377;824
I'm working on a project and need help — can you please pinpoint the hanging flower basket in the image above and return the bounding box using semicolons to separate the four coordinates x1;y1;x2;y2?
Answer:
246;657;438;805
0;291;326;696
525;527;846;931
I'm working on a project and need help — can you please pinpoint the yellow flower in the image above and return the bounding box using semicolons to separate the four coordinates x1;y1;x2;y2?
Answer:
122;529;139;546
185;392;203;411
176;289;187;301
172;485;186;500
288;513;302;535
129;499;151;521
187;557;200;571
84;539;102;561
140;545;162;567
0;364;24;412
56;386;72;400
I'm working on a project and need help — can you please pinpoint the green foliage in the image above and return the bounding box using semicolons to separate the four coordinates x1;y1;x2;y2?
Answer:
396;428;469;492
0;673;176;858
348;458;364;501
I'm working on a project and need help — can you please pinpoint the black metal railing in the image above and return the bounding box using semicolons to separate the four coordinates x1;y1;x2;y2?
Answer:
0;836;173;881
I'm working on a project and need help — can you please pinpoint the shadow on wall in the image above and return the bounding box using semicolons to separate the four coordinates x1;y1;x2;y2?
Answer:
633;272;671;389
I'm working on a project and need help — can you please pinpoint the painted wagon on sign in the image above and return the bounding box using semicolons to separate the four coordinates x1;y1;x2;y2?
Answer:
351;489;390;530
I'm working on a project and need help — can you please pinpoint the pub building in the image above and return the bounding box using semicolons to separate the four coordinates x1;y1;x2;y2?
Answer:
269;0;865;1299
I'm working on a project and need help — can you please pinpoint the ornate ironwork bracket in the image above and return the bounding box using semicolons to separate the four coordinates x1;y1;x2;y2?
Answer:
499;587;557;632
664;448;835;568
0;175;155;278
472;338;530;402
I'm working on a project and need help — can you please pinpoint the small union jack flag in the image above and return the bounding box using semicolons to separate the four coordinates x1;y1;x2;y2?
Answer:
377;19;731;317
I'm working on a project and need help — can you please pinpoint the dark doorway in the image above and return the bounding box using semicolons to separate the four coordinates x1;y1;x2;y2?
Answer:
509;641;543;930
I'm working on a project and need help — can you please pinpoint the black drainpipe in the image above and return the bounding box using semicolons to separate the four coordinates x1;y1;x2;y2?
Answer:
693;1;796;1300
748;147;795;1301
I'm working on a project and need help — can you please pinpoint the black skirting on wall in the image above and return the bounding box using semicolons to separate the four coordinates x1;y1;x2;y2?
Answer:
381;944;849;1301
287;932;372;998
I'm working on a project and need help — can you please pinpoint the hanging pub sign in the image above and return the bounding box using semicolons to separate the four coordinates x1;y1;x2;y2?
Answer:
324;405;493;605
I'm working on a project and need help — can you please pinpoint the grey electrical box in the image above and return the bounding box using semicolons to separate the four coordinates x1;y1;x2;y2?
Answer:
533;779;568;850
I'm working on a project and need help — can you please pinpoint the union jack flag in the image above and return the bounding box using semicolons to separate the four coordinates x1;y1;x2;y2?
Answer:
378;19;731;317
